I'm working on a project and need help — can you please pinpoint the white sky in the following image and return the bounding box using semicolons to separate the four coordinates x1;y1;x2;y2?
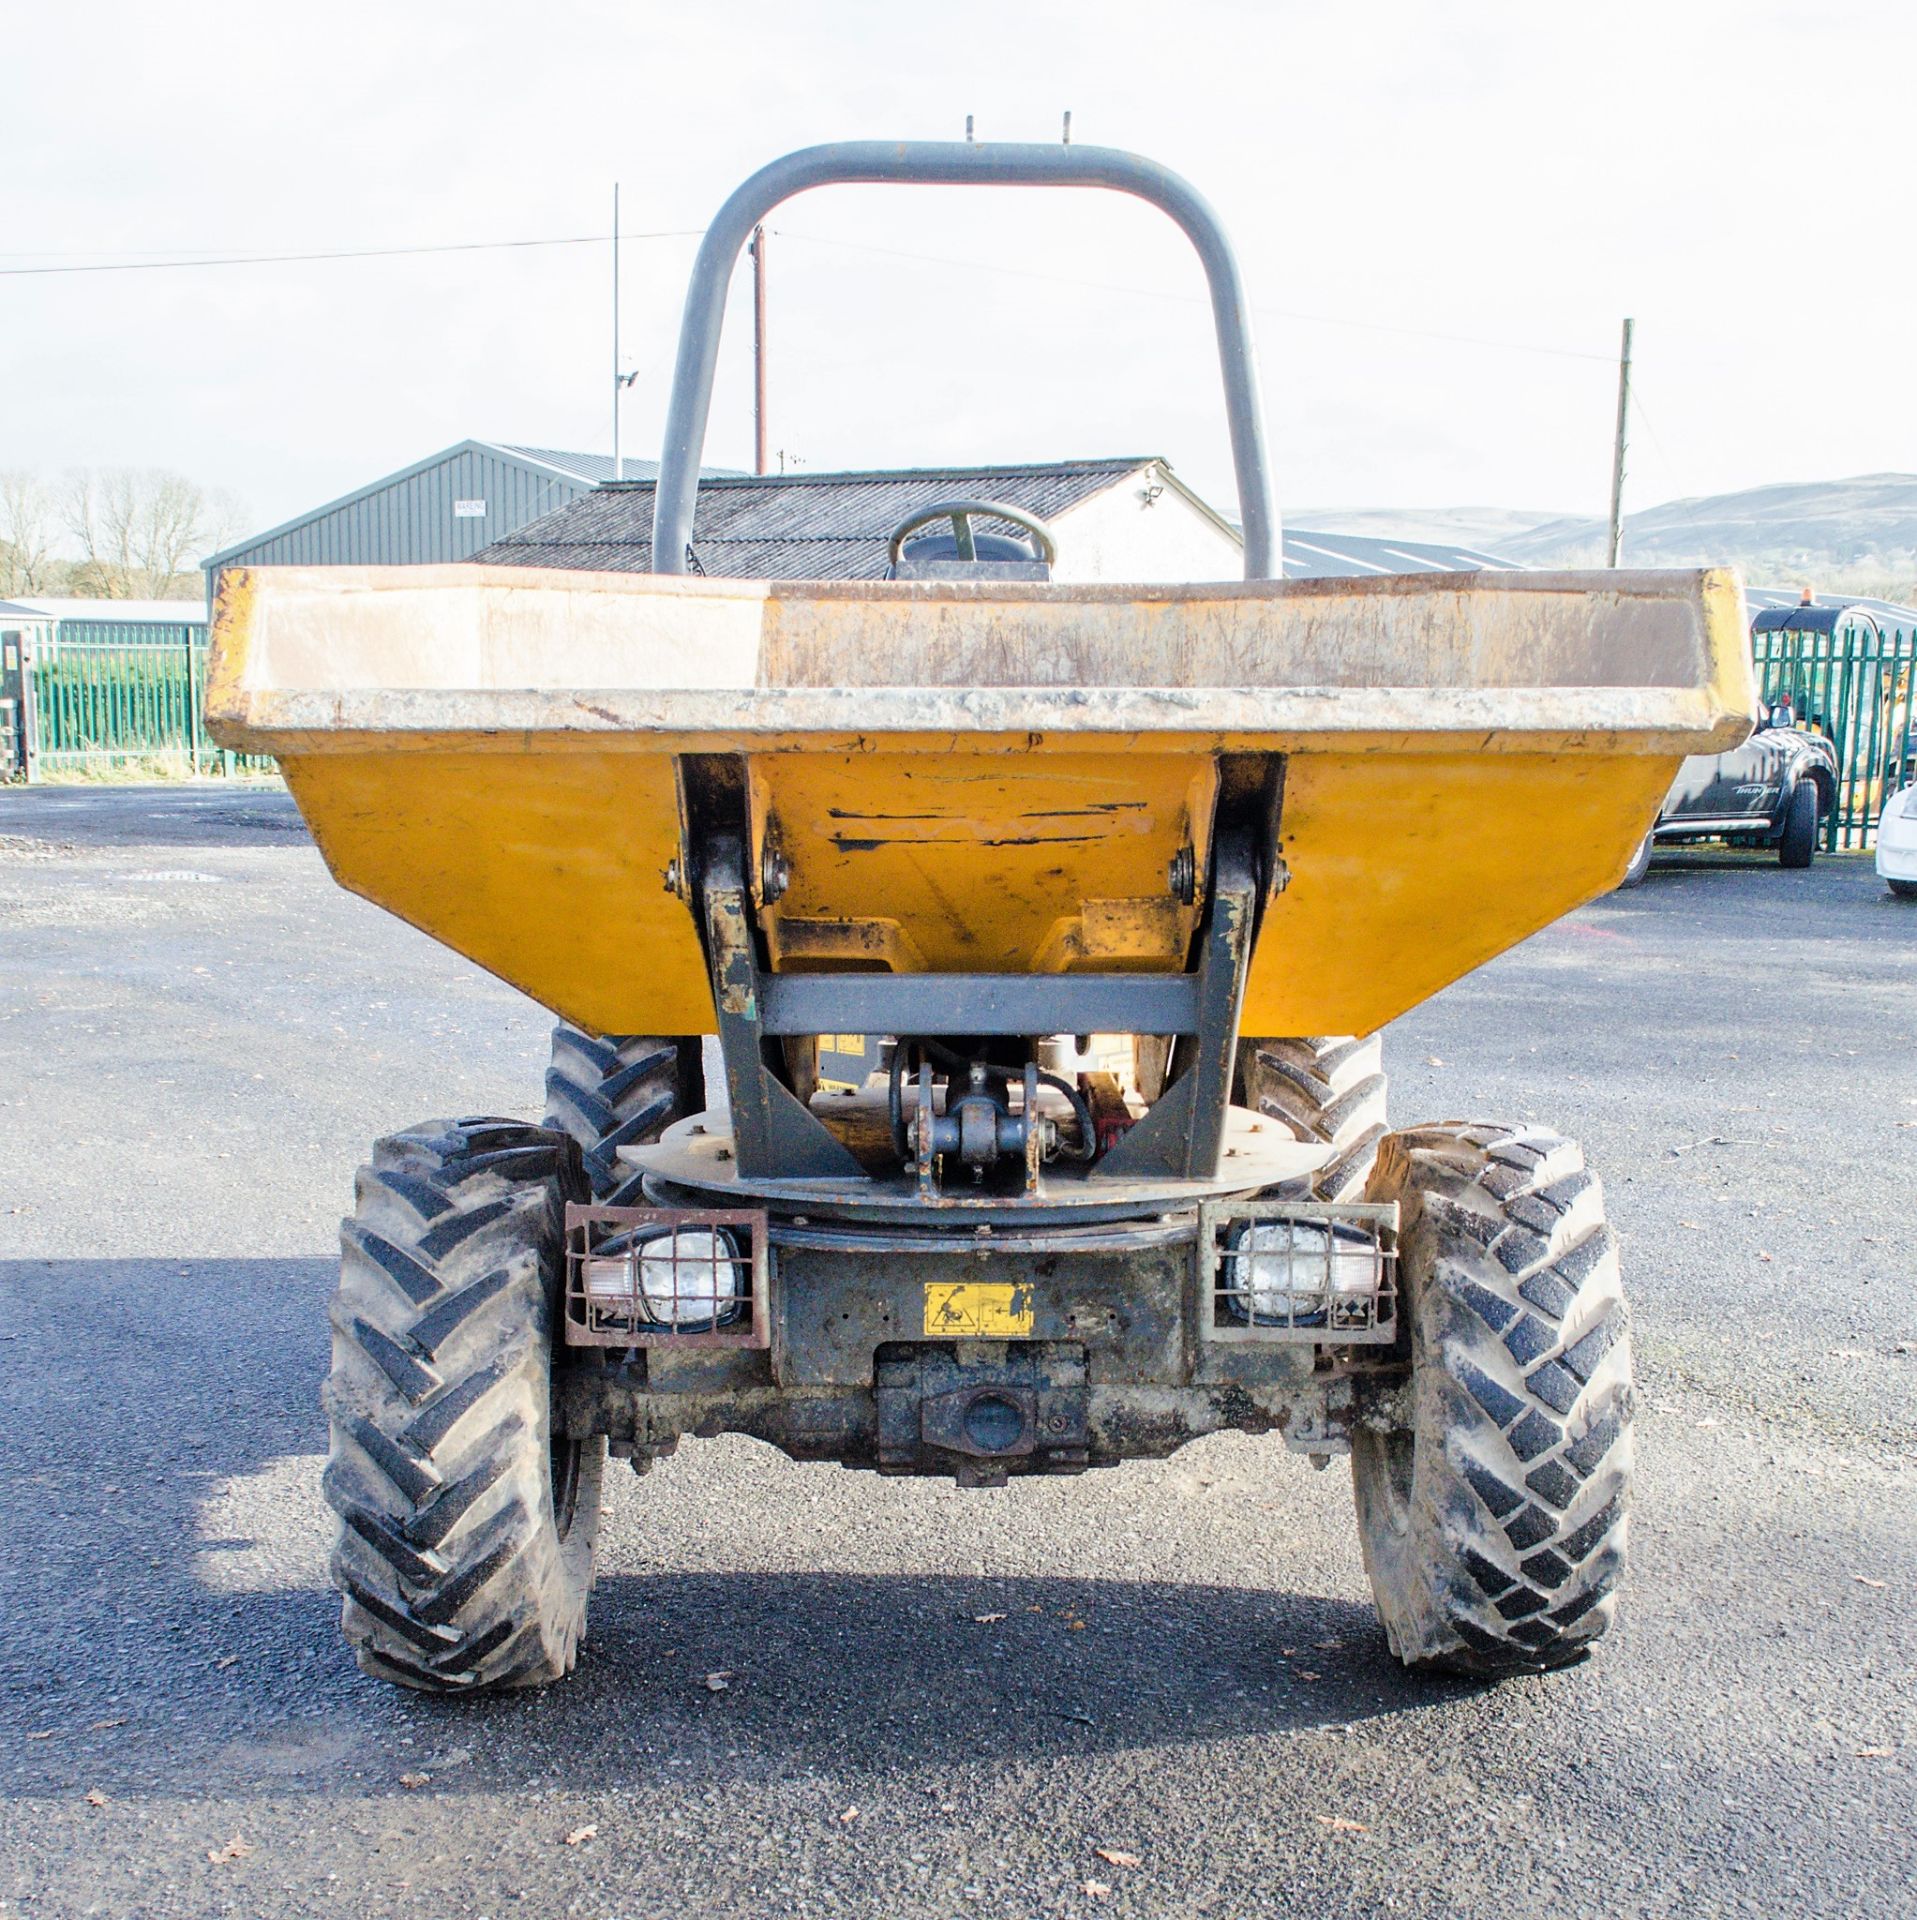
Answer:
3;0;1911;540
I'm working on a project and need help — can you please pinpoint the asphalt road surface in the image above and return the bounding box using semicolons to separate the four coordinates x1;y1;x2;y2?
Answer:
1;786;1912;1920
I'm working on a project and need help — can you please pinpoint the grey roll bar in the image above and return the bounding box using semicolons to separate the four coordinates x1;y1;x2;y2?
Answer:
650;140;1277;580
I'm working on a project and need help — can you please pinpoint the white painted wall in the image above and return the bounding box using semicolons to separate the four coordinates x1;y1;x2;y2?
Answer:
1048;466;1244;583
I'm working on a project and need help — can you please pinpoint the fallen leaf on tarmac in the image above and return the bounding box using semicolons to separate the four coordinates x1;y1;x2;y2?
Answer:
84;1789;107;1807
214;1655;240;1670
398;1772;429;1789
1314;1639;1344;1650
1856;1746;1894;1758
838;1806;859;1825
25;1730;53;1741
206;1837;253;1863
1316;1816;1368;1834
1082;1882;1113;1900
1679;1221;1702;1231
1027;1605;1045;1613
973;1613;1007;1624
87;1719;126;1732
1296;1670;1322;1682
1094;1847;1142;1868
703;1671;734;1692
1067;1620;1087;1632
1425;1056;1445;1067
562;1824;597;1847
1756;1251;1774;1263
1852;1575;1888;1589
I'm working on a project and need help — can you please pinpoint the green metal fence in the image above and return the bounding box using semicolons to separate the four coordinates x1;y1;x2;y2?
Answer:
26;621;272;778
1751;622;1917;852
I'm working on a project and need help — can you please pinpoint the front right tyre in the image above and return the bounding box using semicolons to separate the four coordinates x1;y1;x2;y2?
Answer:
1353;1122;1634;1676
323;1118;603;1691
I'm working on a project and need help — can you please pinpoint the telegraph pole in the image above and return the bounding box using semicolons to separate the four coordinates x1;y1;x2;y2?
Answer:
1607;316;1634;567
750;225;769;475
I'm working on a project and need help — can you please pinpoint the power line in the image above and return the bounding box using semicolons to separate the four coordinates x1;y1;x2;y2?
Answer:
769;226;1616;364
2;213;1620;368
0;229;701;278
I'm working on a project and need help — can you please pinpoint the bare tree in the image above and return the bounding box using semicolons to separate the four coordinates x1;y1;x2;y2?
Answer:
0;470;59;596
60;467;234;598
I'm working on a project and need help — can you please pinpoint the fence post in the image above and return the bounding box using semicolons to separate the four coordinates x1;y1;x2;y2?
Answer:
184;625;202;777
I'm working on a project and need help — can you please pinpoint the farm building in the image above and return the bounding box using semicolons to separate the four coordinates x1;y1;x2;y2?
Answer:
476;456;1521;582
201;442;717;593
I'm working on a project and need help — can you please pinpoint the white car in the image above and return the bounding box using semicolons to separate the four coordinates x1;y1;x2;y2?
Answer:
1879;781;1917;899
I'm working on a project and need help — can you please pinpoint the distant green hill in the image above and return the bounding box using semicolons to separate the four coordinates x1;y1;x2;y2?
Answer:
1293;475;1917;599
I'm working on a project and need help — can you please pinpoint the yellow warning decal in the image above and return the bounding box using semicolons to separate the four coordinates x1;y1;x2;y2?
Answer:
922;1282;1035;1338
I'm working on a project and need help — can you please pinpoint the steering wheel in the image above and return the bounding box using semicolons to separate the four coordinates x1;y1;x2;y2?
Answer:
886;498;1059;568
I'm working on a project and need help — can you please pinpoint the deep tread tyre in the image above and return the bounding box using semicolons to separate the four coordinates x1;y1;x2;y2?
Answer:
544;1025;684;1205
323;1118;604;1692
1353;1121;1633;1677
1236;1034;1388;1200
1778;781;1818;868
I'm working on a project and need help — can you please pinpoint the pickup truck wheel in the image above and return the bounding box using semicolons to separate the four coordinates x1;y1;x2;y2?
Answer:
1236;1034;1387;1200
1777;781;1819;868
323;1119;603;1692
1353;1122;1633;1677
544;1025;689;1206
1615;831;1653;890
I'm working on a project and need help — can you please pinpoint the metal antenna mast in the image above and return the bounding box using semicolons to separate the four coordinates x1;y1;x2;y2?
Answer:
612;183;623;482
1607;316;1634;568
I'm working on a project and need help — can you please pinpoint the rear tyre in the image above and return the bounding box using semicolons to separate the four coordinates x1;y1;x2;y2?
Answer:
1887;878;1917;900
1353;1122;1633;1677
544;1025;689;1205
1236;1034;1388;1200
323;1118;603;1692
1615;831;1653;890
1777;781;1818;868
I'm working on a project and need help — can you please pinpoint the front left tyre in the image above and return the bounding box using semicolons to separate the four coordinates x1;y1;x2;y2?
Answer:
322;1118;603;1691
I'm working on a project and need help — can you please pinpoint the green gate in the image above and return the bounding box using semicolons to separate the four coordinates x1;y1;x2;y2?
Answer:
27;620;272;778
1750;621;1917;851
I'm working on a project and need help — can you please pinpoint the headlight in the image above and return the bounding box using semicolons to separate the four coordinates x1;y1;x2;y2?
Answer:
1899;787;1917;820
1222;1220;1384;1328
585;1228;743;1328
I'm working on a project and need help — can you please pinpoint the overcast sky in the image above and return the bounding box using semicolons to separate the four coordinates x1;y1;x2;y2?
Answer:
4;1;1911;544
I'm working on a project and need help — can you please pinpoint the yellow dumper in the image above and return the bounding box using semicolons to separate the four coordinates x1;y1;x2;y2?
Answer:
208;141;1753;1693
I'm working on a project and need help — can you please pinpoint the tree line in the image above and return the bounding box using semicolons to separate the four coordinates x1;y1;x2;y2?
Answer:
0;469;247;602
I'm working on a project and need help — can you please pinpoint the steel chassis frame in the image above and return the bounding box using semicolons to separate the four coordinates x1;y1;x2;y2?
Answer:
680;755;1275;1190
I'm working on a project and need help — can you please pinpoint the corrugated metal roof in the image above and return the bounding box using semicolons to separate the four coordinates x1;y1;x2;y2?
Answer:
479;459;1154;579
1280;528;1523;578
492;446;642;483
8;596;206;625
481;466;1535;583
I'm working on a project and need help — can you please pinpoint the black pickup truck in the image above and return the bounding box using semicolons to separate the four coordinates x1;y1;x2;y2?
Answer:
1619;704;1838;885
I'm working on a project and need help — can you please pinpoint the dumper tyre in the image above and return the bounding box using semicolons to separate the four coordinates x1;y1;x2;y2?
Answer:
1353;1121;1632;1678
1615;831;1653;890
1235;1035;1387;1201
323;1117;604;1692
544;1025;686;1205
1777;781;1818;869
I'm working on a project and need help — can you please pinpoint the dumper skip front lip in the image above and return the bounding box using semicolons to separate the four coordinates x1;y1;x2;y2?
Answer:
204;560;1755;1042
